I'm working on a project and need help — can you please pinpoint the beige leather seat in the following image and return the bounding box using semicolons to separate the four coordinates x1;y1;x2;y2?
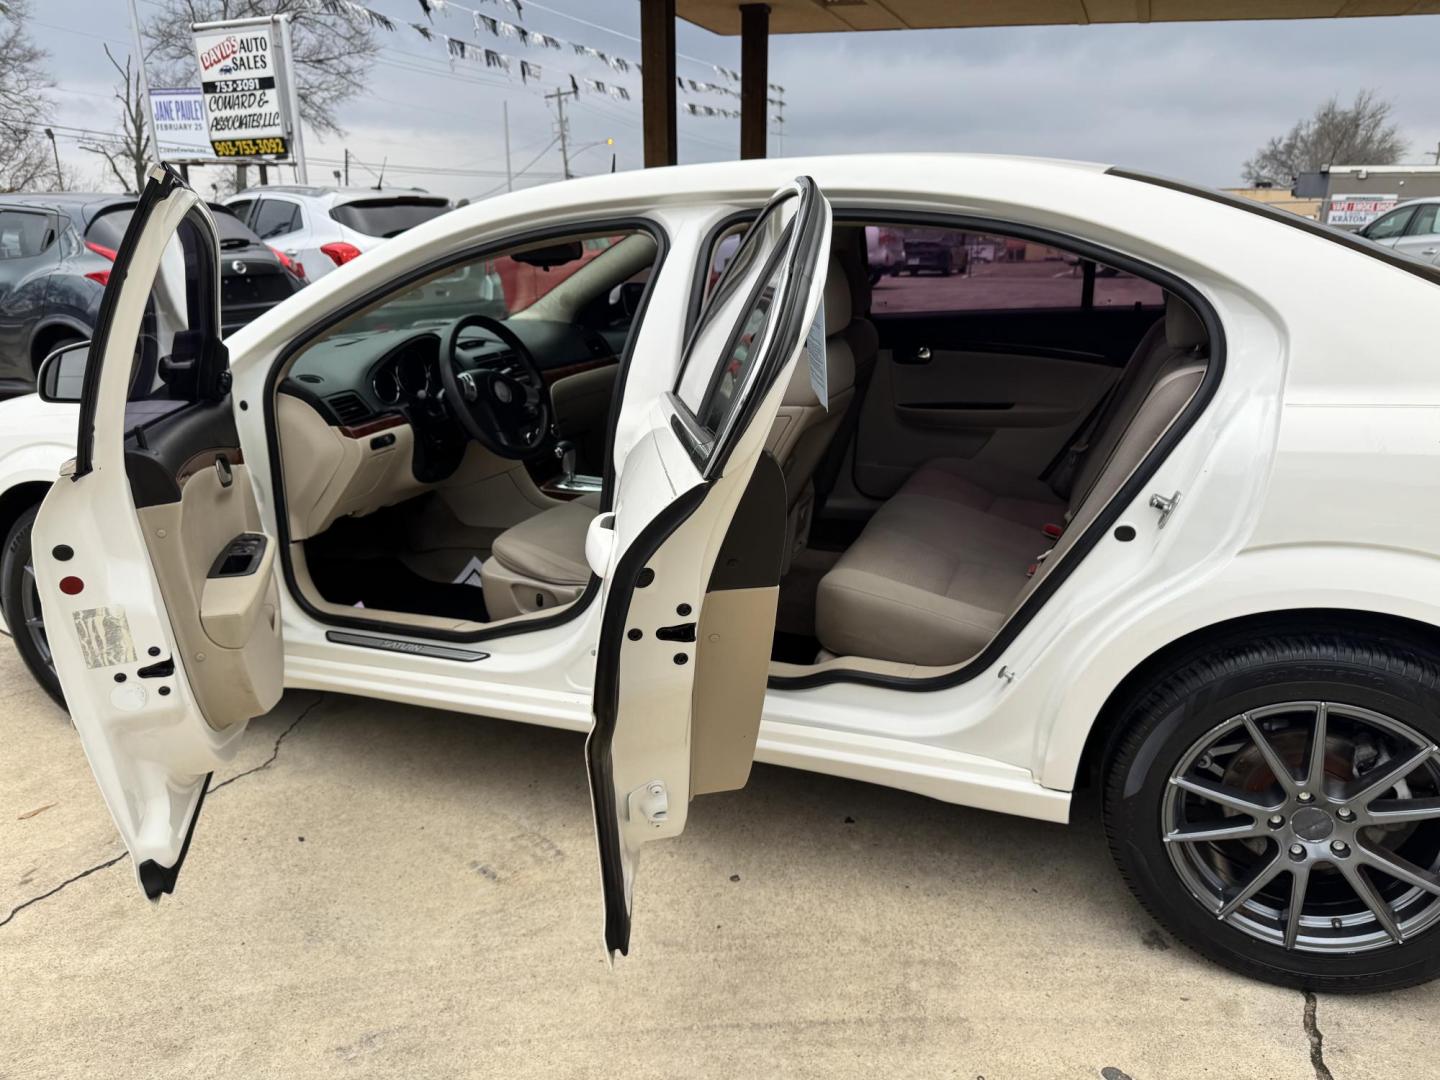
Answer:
480;256;867;620
815;297;1208;666
480;493;599;619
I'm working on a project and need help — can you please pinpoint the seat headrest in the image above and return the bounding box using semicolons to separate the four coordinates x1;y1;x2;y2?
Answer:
823;254;852;336
1165;296;1206;350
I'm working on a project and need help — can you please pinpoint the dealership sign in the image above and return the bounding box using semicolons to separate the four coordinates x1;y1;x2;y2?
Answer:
191;18;297;161
148;87;210;159
1327;194;1398;228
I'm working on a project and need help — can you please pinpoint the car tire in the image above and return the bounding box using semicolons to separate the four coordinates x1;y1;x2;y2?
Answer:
1104;631;1440;992
1;503;65;709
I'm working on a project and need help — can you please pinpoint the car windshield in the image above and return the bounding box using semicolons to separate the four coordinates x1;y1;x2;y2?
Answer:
328;197;450;238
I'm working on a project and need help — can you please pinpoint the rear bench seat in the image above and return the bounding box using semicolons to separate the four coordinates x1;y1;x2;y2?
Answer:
815;297;1208;666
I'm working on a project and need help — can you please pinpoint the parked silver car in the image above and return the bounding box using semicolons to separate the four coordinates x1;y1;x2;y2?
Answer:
1356;197;1440;264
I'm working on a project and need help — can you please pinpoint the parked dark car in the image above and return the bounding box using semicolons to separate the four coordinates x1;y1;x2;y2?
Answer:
0;193;304;398
900;237;968;276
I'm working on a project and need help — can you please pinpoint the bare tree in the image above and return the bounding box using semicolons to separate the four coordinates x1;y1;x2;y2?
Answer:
144;0;377;139
0;0;62;192
80;45;149;194
1244;91;1407;186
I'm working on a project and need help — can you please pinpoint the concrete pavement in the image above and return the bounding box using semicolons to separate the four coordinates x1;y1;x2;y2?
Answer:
1;647;1434;1078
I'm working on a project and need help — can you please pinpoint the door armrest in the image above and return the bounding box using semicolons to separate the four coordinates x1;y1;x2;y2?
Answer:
201;533;275;649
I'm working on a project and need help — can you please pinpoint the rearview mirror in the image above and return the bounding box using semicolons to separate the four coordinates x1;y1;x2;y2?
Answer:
37;341;91;403
512;240;583;270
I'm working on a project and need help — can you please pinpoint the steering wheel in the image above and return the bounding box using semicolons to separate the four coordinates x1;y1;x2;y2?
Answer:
438;314;551;460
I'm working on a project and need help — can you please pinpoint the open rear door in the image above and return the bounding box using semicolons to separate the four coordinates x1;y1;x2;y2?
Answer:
33;165;283;899
586;176;831;957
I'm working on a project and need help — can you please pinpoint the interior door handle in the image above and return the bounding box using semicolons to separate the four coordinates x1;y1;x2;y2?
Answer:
215;454;233;488
897;345;932;365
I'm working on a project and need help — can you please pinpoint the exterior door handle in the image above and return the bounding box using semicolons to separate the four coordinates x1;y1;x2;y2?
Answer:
1423;248;1438;256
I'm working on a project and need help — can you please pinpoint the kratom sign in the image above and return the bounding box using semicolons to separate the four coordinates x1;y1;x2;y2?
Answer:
191;17;298;161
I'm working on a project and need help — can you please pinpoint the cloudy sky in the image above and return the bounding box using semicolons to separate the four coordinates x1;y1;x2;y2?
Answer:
23;0;1440;200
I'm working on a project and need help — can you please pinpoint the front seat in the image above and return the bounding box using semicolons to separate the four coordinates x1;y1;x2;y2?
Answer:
480;255;862;620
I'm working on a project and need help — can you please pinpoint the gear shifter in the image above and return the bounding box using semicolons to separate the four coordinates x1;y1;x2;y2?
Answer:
547;437;602;496
554;438;578;483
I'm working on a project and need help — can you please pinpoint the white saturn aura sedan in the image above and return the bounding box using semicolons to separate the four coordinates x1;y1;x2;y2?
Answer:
4;157;1440;994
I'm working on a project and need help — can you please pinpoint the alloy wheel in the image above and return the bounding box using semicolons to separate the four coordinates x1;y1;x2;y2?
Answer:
19;555;53;673
1164;701;1440;953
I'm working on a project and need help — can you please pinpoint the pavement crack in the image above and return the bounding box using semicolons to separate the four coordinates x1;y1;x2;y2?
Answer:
0;853;126;929
1303;990;1335;1080
207;695;323;793
0;694;324;930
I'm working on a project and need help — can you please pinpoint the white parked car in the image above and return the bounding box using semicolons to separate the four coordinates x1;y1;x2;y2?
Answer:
5;157;1440;994
1356;196;1440;266
222;185;451;282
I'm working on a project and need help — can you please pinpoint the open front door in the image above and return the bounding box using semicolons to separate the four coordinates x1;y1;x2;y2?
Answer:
587;177;831;957
33;165;283;899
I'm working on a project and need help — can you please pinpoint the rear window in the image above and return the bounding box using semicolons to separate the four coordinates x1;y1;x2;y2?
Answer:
84;206;140;251
90;205;257;252
329;197;449;239
208;205;258;244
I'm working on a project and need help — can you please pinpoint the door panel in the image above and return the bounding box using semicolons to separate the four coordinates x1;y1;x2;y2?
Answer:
855;306;1160;498
33;166;281;900
588;177;830;957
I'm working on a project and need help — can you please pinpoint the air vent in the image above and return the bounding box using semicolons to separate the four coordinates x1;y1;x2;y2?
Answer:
326;391;373;426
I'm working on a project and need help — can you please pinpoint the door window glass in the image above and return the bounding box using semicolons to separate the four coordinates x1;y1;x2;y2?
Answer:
858;226;1163;313
1407;203;1439;236
125;206;224;413
252;199;301;239
1364;207;1413;240
676;193;798;436
0;209;54;258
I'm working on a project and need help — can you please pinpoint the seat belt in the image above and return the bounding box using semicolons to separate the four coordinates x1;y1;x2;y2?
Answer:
1045;388;1112;500
812;348;877;512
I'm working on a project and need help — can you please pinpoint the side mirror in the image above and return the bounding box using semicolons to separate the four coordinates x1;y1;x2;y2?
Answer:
37;341;91;403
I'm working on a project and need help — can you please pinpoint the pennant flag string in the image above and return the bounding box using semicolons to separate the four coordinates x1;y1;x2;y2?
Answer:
298;0;784;117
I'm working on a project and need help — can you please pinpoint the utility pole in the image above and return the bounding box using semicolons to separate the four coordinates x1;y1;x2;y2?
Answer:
545;86;578;180
125;0;158;165
503;101;513;191
343;147;350;186
44;128;62;190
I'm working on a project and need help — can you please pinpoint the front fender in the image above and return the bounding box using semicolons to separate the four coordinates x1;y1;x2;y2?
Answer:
1035;543;1440;790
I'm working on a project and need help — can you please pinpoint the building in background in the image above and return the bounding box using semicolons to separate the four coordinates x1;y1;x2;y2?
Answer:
1221;183;1321;221
1296;165;1440;231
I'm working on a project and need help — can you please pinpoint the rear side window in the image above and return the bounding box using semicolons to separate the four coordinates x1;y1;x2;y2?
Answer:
329;198;449;238
0;209;55;258
1408;204;1439;236
866;225;1162;314
252;199;302;239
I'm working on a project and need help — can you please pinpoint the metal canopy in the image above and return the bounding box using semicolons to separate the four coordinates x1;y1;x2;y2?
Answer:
642;0;1440;166
676;0;1440;35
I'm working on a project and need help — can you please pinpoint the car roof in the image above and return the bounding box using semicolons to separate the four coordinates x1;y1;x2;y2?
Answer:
0;191;136;223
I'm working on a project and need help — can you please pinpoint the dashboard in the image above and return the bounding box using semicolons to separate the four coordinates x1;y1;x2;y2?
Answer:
278;317;621;483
